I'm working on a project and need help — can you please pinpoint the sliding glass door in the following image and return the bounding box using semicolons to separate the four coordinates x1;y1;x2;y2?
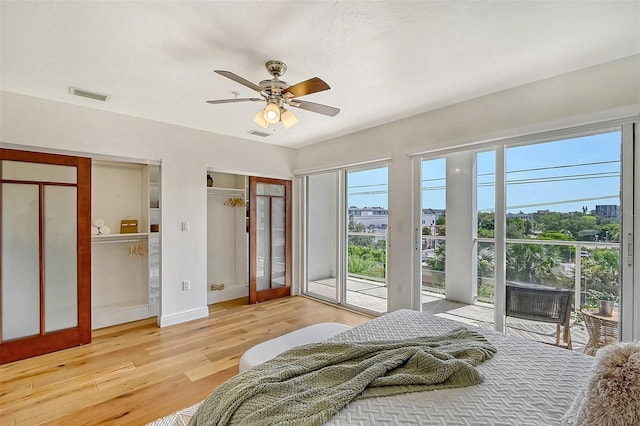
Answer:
418;126;631;350
304;165;389;314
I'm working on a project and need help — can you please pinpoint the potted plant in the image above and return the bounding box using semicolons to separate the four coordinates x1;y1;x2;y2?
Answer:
586;290;618;316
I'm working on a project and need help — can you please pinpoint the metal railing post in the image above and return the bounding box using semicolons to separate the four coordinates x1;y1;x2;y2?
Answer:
574;243;582;313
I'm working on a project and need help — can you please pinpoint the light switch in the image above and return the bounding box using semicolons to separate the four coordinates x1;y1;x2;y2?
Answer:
181;221;190;232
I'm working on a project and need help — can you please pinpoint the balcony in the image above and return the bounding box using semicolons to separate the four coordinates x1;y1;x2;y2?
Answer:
422;236;620;353
307;234;619;353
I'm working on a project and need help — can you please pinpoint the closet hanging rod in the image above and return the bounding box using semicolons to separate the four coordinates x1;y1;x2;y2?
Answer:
92;238;148;244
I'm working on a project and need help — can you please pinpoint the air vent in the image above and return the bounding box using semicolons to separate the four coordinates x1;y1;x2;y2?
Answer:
248;130;270;137
69;87;110;102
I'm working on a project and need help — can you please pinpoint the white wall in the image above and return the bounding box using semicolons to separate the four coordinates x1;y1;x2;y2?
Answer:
2;55;638;323
0;91;295;327
295;55;640;311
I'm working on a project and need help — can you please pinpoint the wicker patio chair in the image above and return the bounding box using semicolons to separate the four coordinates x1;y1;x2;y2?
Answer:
506;283;573;350
581;309;619;356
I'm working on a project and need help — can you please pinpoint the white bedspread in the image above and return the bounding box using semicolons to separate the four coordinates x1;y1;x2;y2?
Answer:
326;309;593;425
149;309;593;426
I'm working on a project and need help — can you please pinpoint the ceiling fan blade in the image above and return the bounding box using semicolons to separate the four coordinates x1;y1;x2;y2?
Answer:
214;70;264;92
283;77;330;98
290;100;340;117
206;98;263;104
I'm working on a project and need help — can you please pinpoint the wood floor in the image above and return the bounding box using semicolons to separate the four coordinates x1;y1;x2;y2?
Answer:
0;296;372;425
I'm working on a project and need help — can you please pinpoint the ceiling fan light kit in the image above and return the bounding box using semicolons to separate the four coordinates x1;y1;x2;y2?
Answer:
207;60;340;131
263;102;281;124
253;110;269;128
280;109;298;129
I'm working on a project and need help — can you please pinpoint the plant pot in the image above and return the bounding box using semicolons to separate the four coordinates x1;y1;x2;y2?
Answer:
598;300;614;316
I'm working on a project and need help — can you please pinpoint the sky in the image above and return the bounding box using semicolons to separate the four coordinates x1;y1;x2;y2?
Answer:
348;130;621;214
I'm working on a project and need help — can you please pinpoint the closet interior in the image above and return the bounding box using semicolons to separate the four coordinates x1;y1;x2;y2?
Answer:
207;171;248;304
91;160;161;329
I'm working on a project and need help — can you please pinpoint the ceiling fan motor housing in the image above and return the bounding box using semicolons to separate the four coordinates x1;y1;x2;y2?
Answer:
265;60;287;77
259;79;290;97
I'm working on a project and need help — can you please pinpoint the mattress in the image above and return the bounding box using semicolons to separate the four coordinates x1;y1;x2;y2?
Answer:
149;309;593;425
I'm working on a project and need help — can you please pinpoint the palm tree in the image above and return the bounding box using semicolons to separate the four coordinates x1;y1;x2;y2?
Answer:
506;243;561;286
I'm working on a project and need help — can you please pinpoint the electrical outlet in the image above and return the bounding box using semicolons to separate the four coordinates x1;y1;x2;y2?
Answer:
182;280;190;291
209;283;225;291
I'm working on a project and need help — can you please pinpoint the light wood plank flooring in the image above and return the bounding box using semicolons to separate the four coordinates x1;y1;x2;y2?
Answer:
0;296;372;425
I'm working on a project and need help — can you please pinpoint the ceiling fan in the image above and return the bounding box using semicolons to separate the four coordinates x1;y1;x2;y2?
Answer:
207;60;340;129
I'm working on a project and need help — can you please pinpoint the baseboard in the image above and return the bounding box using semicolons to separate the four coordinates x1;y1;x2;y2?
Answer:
207;285;248;304
159;306;209;327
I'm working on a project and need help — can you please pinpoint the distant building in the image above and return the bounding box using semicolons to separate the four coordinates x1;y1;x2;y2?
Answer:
421;208;445;232
507;212;533;221
349;206;389;229
348;207;446;232
595;204;620;218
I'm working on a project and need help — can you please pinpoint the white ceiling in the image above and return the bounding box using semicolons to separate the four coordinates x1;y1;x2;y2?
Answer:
1;1;639;149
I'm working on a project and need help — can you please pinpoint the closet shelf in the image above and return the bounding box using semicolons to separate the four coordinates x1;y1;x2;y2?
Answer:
208;187;245;194
92;233;149;243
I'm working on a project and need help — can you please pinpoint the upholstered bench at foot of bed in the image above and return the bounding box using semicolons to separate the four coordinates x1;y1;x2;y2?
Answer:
239;322;352;373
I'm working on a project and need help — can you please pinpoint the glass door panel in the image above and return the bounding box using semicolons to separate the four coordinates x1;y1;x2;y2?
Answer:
305;172;339;302
504;131;621;349
421;158;447;304
44;185;78;332
477;150;496;304
256;196;270;291
1;183;40;340
346;166;388;313
249;177;291;303
271;197;286;287
1;148;91;364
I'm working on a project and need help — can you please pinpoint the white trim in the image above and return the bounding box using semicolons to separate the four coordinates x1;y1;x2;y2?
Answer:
493;146;506;333
412;157;423;311
158;306;208;328
337;171;347;304
621;122;635;341
632;122;640;341
206;166;291;181
293;152;392;175
0;141;161;165
635;123;640;341
406;113;640;158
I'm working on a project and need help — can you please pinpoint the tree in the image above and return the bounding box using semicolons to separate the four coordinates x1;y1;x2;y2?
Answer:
478;212;495;238
537;231;575;262
348;221;375;248
435;215;446;236
477;242;495;300
506;243;564;286
582;249;619;295
506;217;527;239
597;223;620;242
422;226;431;235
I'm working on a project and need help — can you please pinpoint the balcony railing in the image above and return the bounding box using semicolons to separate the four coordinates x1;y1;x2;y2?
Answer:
422;235;620;312
347;231;387;284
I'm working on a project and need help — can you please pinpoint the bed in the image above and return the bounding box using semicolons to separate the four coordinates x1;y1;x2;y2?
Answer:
149;309;594;425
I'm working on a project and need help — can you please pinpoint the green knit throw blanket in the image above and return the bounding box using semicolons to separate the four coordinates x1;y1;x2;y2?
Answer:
189;327;497;426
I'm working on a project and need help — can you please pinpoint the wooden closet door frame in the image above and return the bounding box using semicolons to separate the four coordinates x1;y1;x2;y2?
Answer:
0;148;91;364
249;176;292;304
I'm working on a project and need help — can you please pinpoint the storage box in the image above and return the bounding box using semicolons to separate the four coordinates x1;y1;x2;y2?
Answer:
120;218;139;234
